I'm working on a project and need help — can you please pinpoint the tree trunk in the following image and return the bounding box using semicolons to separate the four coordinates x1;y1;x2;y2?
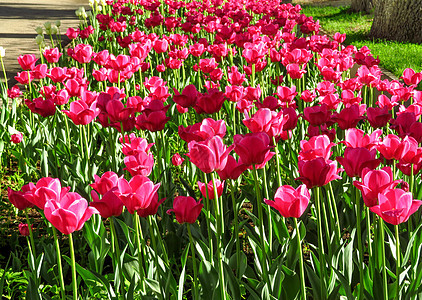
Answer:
369;0;422;43
350;0;372;13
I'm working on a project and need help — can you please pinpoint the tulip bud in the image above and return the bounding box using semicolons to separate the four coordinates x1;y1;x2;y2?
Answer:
11;132;23;144
44;22;51;30
51;25;58;35
35;34;44;45
35;26;43;35
55;20;61;27
0;47;5;58
19;223;32;236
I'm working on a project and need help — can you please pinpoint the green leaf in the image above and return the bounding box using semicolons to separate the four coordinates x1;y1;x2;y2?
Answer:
178;244;190;300
198;260;218;295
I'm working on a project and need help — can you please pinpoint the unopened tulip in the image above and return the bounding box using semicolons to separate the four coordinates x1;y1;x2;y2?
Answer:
166;196;203;224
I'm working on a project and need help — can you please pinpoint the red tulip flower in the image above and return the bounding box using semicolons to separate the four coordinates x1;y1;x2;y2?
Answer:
343;128;381;150
233;132;272;166
297;158;342;189
19;223;32;236
303;104;331;126
171;153;184;166
370;188;422;225
44;192;98;235
7;184;35;210
336;147;381;178
11;132;23;144
366;107;391;129
137;194;166;218
264;184;310;218
217;155;248;180
173;84;199;108
113;175;160;214
90;189;123;219
166;196;203;224
353;167;401;207
197;179;224;200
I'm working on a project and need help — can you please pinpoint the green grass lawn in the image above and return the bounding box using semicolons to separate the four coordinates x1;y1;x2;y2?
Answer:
300;5;422;78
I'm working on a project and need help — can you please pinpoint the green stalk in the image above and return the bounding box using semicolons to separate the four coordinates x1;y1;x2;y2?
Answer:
395;224;400;299
251;165;268;283
328;182;341;241
355;187;364;299
152;216;169;265
187;224;199;300
110;217;124;296
272;137;282;187
366;207;372;257
52;226;65;300
211;172;227;300
262;166;272;252
0;56;8;91
230;180;241;278
203;173;213;263
314;187;326;300
24;209;36;258
252;64;256;87
293;218;306;300
148;216;165;300
134;213;146;292
68;233;78;300
379;218;388;300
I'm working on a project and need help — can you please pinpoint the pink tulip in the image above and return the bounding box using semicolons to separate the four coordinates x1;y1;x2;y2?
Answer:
63;100;99;125
17;54;37;70
113;175;160;214
187;136;234;173
353;167;401;207
167;196;203;224
11;132;23;144
370;188;422;225
343;128;381;150
124;151;154;177
264;185;310;218
299;135;335;161
44;192;98;235
24;177;69;209
377;134;402;160
43;47;62;63
90;171;120;195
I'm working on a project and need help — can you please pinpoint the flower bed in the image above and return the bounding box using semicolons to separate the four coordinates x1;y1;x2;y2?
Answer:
2;0;422;299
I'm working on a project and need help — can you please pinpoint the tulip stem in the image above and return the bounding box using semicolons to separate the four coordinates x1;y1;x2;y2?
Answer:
203;173;213;263
187;224;199;300
68;233;78;300
252;165;268;283
152;216;169;265
328;183;341;242
229;180;241;279
262;166;272;252
272;137;282;188
395;224;401;299
134;213;146;292
355;187;364;299
293;218;306;300
379;218;388;300
24;209;36;258
211;172;227;300
314;186;326;300
366;207;372;258
52;226;66;300
110;217;125;296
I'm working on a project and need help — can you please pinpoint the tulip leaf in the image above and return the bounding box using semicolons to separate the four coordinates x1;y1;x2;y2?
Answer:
304;262;321;300
271;209;289;243
223;261;241;299
198;260;218;295
178;244;190;300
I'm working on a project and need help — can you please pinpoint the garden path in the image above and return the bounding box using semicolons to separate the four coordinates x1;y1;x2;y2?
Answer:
0;0;89;86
